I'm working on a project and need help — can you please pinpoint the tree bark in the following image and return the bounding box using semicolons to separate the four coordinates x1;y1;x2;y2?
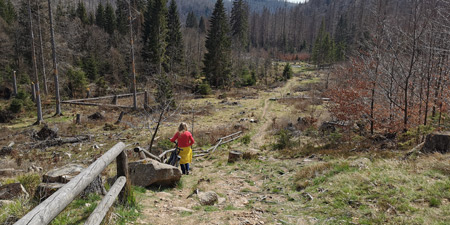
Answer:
84;176;126;225
48;0;62;116
28;0;44;125
15;142;126;225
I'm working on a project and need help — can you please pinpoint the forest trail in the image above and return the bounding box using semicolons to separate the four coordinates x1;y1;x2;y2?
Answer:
136;73;309;225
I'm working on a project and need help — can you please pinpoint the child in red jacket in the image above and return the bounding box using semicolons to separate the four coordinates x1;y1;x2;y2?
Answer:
170;122;195;175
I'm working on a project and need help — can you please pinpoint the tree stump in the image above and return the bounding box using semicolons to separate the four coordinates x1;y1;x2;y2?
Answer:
76;114;81;124
115;111;125;124
228;150;243;163
112;95;118;105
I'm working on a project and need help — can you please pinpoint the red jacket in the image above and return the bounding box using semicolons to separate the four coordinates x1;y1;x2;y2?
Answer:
170;131;195;148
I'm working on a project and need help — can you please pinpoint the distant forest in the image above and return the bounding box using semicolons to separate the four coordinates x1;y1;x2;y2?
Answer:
1;0;449;132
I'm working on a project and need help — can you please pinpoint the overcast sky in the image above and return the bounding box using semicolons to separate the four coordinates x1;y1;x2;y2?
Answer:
286;0;307;3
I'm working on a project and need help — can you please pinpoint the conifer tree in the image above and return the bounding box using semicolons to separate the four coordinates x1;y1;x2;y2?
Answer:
0;0;16;24
203;0;232;87
142;0;167;74
95;3;105;28
166;0;184;73
312;19;336;67
104;2;116;35
199;16;206;33
116;1;128;35
230;0;249;51
76;1;88;24
185;11;197;28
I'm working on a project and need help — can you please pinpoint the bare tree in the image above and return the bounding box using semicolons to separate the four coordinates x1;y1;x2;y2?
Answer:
48;0;62;116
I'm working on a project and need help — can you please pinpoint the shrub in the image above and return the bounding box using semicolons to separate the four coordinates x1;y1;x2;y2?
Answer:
273;129;294;150
196;83;212;95
17;173;41;197
157;139;174;150
282;63;293;81
429;198;441;208
9;99;23;113
241;134;251;145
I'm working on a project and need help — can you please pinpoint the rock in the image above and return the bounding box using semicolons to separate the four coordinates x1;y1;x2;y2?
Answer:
218;197;226;204
88;112;105;120
198;191;218;205
0;168;24;177
0;183;29;200
128;159;182;187
350;158;371;169
0;200;14;207
250;119;258;123
28;165;43;173
173;207;194;213
35;125;58;140
422;132;450;154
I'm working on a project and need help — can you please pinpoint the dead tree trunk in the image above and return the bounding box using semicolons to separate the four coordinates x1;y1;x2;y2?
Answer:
48;0;62;116
128;2;137;110
36;0;48;95
149;102;171;152
28;0;44;125
31;82;36;101
12;71;17;96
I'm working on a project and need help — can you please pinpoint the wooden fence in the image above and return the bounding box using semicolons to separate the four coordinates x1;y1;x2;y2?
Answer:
14;142;131;225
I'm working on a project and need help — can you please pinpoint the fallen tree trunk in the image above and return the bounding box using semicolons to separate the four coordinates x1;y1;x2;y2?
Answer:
63;92;145;103
61;101;136;109
29;135;92;149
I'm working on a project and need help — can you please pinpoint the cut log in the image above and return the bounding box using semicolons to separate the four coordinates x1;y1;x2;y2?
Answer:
84;176;126;225
228;151;243;163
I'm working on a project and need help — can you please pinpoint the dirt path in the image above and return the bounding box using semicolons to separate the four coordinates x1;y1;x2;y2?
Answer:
136;73;315;225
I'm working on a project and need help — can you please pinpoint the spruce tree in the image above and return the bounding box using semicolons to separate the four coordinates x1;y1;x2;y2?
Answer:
203;0;232;87
166;0;184;73
104;2;116;35
199;16;206;33
95;3;105;29
142;0;167;74
76;1;88;24
230;0;249;51
116;1;128;35
185;11;197;28
0;0;16;24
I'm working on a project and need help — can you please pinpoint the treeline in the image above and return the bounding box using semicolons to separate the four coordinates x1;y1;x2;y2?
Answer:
328;0;450;134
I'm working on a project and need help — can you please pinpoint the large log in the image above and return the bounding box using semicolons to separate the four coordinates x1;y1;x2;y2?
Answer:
14;142;126;225
62;92;145;103
61;101;136;109
84;176;126;225
30;135;91;149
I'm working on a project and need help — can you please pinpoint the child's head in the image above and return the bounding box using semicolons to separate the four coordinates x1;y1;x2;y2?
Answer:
178;122;188;133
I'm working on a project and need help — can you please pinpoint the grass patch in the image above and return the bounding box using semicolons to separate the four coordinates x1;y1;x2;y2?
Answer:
224;205;239;210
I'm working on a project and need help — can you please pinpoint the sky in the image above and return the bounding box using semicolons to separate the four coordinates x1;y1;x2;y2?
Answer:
286;0;307;3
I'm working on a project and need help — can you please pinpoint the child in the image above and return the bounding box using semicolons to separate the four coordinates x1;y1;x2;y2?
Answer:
170;122;195;175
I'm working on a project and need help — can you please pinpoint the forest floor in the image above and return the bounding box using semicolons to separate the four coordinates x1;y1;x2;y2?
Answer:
1;62;449;225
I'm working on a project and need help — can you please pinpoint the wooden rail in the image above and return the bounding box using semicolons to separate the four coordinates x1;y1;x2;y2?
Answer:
193;131;243;158
15;142;131;225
